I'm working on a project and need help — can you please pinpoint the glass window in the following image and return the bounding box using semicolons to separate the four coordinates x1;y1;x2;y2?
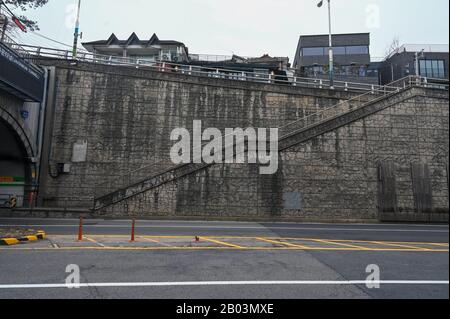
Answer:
419;60;427;76
432;60;439;70
345;46;369;55
438;60;445;78
302;47;325;56
419;59;446;78
333;46;346;55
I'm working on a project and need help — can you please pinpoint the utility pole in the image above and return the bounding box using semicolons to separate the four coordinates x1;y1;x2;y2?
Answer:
72;0;82;58
318;0;334;89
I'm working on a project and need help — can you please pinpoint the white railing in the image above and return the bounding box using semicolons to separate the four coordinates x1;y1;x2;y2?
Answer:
4;42;397;93
189;53;234;62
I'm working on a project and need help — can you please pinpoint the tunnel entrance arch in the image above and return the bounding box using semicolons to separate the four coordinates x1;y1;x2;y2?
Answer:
0;111;35;208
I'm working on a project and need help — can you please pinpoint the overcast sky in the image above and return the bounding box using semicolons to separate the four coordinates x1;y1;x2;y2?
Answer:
12;0;450;61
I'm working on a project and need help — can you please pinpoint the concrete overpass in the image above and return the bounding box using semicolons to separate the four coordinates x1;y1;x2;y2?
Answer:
0;40;46;208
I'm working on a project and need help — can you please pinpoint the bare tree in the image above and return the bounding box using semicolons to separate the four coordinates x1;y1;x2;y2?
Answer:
1;0;49;32
385;36;401;58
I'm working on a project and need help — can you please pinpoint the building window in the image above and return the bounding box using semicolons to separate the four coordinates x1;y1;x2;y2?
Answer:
302;47;325;56
345;46;369;55
333;46;346;55
419;59;446;78
301;45;369;56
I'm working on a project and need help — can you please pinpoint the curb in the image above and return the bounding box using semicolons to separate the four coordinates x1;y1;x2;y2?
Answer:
0;231;46;246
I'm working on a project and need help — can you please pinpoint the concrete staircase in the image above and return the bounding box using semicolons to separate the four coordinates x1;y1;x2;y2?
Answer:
93;78;417;212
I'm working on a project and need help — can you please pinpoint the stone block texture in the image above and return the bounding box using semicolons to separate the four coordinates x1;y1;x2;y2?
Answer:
38;61;449;222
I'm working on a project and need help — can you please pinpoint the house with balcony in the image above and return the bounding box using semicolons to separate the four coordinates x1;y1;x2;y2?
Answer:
82;33;189;63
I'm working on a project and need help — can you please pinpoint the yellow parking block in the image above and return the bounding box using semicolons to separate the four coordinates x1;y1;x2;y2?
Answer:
23;236;39;241
1;238;20;246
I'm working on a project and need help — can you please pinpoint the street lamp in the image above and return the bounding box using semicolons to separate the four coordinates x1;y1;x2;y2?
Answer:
72;0;82;58
317;0;334;89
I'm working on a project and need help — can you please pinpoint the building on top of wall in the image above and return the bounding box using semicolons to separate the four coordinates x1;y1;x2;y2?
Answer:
379;44;449;85
82;33;189;63
187;54;291;84
293;33;380;85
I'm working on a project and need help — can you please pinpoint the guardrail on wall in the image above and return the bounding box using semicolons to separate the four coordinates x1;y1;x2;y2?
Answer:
0;40;45;102
3;41;396;93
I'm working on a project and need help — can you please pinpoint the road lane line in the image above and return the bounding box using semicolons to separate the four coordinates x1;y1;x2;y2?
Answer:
0;280;448;289
312;239;372;250
43;235;450;248
200;237;245;249
84;237;107;248
0;246;448;252
256;237;309;249
370;241;431;251
427;243;450;247
139;237;173;247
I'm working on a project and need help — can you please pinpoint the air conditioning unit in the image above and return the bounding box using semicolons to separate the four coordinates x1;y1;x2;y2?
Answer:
161;53;171;61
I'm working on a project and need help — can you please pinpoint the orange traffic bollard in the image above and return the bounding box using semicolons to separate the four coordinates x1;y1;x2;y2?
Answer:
77;216;83;241
130;219;136;242
28;192;35;208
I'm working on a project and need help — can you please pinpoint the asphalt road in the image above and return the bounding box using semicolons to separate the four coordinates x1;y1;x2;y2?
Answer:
0;218;449;242
0;218;448;299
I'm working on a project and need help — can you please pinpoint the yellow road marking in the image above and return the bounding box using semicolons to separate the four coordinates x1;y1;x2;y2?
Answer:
426;243;449;247
84;237;107;248
370;241;431;251
268;237;449;247
199;237;245;249
1;246;448;252
139;236;173;247
70;235;449;248
311;239;372;250
4;234;447;253
256;237;309;249
88;235;194;239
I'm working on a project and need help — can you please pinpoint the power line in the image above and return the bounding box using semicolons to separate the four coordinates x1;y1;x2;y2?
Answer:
1;8;86;52
0;0;16;17
31;31;86;52
0;0;26;31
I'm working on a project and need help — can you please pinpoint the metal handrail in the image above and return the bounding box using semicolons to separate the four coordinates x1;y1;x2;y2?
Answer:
6;42;391;92
0;35;45;77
